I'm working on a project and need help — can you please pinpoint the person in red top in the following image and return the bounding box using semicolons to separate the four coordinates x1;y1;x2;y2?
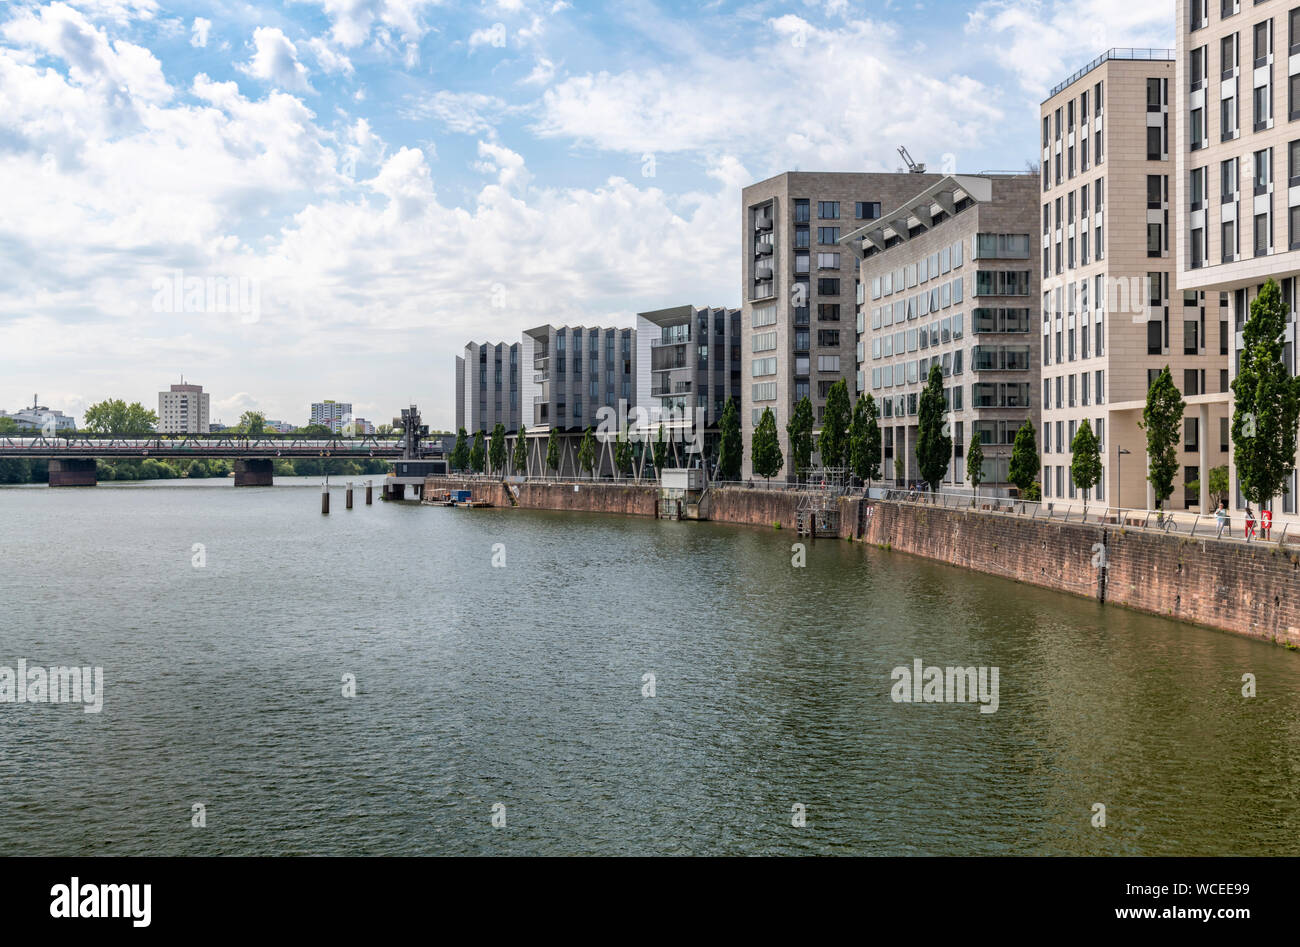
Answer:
1262;507;1272;540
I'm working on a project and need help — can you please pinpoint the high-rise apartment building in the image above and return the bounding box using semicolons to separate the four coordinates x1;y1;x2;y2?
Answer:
1045;47;1230;510
741;171;943;479
635;305;741;428
1176;1;1300;514
455;341;521;435
844;174;1040;491
521;325;635;432
310;400;351;433
158;381;210;433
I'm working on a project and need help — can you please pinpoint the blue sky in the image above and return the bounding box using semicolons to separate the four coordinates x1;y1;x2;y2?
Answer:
0;0;1174;430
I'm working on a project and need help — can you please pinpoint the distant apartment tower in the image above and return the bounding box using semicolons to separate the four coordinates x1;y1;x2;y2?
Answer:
310;400;351;433
843;174;1040;491
741;171;944;479
157;381;210;433
1175;2;1300;514
455;341;521;435
635;305;741;429
1043;47;1229;511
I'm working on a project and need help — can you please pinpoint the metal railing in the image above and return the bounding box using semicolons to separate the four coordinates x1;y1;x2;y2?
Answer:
1047;48;1176;99
876;487;1293;546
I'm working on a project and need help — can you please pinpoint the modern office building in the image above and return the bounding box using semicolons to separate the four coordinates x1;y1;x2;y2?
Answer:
455;341;522;436
843;173;1041;492
520;324;636;476
264;419;296;434
1;397;76;432
310;400;351;433
1043;47;1230;511
1175;1;1300;514
157;381;210;433
741;170;944;479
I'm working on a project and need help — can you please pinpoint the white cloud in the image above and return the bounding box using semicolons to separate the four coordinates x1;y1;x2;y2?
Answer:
63;0;159;25
307;36;355;75
966;0;1174;96
518;56;555;86
291;0;443;49
402;90;516;133
239;27;313;94
468;23;507;50
533;15;1004;174
190;17;211;49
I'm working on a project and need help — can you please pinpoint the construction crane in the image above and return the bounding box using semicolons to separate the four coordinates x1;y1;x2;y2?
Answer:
897;146;926;173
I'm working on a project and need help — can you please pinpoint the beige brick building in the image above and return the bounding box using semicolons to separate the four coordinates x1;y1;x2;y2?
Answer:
740;171;943;479
843;173;1040;492
1176;0;1300;516
1042;48;1230;511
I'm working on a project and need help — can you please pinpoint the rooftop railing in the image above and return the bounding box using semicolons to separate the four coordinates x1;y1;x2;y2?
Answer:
1047;48;1175;100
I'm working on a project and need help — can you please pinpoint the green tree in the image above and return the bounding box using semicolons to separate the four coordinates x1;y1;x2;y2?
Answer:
849;394;881;487
1141;366;1185;510
1008;420;1040;496
236;411;266;435
299;423;333;437
546;427;560;474
916;364;952;491
614;426;633;479
717;396;743;481
83;399;157;435
1232;278;1300;512
894;454;905;484
966;433;984;505
489;422;506;476
513;428;529;476
0;417;19;435
751;406;783;481
818;379;850;469
1070;418;1102;503
450;428;470;472
653;424;668;470
469;431;486;473
578;426;596;479
786;396;814;479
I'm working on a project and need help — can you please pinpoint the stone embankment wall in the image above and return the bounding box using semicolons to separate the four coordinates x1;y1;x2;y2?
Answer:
422;478;1300;646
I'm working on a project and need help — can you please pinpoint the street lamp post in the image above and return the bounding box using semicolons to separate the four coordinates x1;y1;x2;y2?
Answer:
1117;447;1132;510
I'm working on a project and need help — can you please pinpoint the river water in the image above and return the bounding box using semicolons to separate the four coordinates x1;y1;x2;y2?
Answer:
1;477;1297;855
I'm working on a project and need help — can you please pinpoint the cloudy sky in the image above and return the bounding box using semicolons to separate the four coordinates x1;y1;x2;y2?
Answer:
0;0;1173;431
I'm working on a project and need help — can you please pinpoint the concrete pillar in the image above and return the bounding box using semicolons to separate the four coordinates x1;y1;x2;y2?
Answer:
234;458;274;486
321;482;329;514
346;482;353;509
366;481;373;505
1198;403;1210;512
47;458;97;487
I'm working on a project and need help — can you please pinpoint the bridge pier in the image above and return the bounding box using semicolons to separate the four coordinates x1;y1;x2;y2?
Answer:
47;458;97;487
233;458;274;487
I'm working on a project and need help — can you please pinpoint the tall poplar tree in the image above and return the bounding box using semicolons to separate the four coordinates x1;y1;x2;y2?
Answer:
1232;278;1300;512
916;364;952;491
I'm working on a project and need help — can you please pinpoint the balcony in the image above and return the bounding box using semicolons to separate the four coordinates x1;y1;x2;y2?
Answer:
755;265;773;280
756;243;773;256
755;214;773;232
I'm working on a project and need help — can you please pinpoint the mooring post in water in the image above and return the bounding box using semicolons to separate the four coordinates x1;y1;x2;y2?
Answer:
321;480;330;515
346;481;353;510
366;480;373;505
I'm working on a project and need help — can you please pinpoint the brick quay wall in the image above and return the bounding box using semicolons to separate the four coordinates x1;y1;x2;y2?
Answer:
421;477;1300;647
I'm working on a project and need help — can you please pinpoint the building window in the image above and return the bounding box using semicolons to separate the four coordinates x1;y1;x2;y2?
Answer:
855;202;880;219
817;227;840;244
817;201;839;219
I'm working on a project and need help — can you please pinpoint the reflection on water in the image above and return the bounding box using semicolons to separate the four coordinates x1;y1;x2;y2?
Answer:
0;478;1297;855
